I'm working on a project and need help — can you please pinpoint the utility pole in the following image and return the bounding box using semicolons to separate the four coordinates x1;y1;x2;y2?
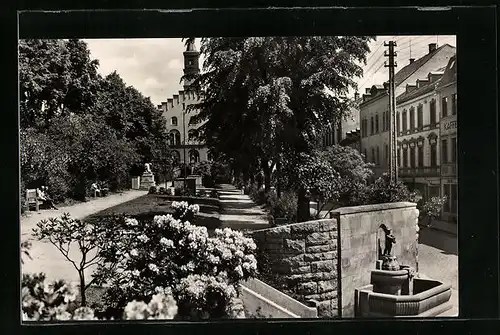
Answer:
183;109;187;190
384;41;398;183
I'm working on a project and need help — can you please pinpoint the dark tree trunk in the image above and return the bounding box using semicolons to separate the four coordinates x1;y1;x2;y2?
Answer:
276;159;282;198
297;187;311;223
79;270;86;306
262;162;271;193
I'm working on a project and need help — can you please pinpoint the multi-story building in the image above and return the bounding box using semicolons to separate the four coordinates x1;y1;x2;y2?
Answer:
436;55;457;223
157;41;211;166
360;43;456;179
395;68;446;201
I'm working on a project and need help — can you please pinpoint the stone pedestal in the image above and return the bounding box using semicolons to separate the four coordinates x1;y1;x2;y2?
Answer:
140;172;156;190
131;176;141;190
188;174;203;187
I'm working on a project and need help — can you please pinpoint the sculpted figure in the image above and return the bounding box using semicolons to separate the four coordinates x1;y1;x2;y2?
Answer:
144;163;152;174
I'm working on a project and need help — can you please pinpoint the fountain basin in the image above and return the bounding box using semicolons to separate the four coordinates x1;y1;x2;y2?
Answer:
371;267;413;295
355;278;452;317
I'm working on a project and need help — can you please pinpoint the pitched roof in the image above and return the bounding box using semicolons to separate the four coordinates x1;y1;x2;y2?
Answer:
396;78;440;104
436;55;457;89
394;44;456;86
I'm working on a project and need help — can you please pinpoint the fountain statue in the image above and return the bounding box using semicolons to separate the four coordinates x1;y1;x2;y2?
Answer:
355;223;452;317
378;224;399;271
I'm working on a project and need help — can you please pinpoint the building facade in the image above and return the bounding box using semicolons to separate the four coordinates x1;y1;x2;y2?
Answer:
359;43;456;179
436;55;457;223
157;41;211;166
395;70;445;202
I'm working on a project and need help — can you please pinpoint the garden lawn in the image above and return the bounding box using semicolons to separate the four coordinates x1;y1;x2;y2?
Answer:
84;194;222;234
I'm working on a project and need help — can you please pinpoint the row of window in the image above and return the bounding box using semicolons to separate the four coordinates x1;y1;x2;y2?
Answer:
361;93;457;138
168;129;199;146
363;136;457;167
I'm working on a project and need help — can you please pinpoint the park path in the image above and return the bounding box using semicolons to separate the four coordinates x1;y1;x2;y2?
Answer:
21;190;148;283
217;184;270;232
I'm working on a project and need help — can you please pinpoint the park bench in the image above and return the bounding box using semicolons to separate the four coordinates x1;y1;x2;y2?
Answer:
90;184;110;198
25;188;40;212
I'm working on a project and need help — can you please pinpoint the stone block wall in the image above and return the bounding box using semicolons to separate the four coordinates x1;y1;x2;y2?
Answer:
249;219;340;317
332;202;418;317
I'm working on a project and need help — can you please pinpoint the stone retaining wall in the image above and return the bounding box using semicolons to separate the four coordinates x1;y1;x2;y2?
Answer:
249;219;340;317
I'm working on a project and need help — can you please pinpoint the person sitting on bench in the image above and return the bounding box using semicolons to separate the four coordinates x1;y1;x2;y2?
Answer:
38;186;58;210
90;182;101;197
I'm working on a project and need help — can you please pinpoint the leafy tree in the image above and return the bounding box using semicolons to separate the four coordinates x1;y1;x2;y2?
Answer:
318;145;374;210
19;39;173;202
184;37;374;221
19;39;70;129
19;39;102;130
32;213;108;306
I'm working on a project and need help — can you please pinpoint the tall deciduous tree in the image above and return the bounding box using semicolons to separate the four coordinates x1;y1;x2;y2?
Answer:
19;39;173;202
184;37;374;221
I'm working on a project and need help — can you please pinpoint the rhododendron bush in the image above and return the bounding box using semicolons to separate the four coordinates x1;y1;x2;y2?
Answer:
22;273;178;321
93;201;257;319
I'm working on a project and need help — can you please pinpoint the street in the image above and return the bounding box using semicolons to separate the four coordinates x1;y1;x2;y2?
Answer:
418;227;458;316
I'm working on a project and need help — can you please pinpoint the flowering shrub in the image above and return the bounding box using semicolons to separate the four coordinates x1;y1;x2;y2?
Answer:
420;196;448;227
32;213;110;306
123;288;178;320
175;273;238;319
22;273;178;321
95;201;258;319
22;273;78;321
171;201;200;222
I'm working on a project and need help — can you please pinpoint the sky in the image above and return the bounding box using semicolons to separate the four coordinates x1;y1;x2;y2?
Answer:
85;35;456;107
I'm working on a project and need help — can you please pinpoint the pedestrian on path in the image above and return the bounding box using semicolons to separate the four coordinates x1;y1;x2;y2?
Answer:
38;186;58;210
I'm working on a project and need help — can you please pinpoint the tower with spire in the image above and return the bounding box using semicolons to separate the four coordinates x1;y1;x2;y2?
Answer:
157;39;210;172
183;39;200;91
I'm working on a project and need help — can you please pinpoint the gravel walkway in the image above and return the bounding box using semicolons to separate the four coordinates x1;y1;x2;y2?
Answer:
21;190;147;283
217;184;270;232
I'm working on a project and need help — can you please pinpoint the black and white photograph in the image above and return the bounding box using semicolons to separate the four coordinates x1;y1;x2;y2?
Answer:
19;32;459;321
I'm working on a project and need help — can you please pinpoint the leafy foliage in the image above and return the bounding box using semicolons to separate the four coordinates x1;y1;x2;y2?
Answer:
420;196;448;226
22;273;78;321
21;273;178;321
184;37;374;194
358;173;421;205
19;39;173;202
93;201;258;319
32;213;108;306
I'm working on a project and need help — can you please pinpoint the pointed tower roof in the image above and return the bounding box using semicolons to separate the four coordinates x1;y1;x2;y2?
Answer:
184;38;198;53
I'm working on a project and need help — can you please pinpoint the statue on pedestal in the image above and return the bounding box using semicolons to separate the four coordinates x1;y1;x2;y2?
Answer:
144;163;152;174
378;224;399;271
